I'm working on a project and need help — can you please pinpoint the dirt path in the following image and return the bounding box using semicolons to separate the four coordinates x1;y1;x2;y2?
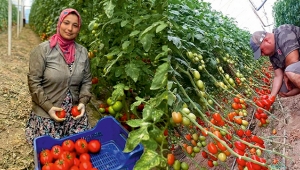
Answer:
0;26;100;170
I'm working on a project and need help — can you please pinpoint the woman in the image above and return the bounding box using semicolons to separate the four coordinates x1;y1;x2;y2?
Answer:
25;8;92;145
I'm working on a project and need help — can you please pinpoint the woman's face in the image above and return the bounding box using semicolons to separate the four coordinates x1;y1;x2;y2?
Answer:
59;14;80;40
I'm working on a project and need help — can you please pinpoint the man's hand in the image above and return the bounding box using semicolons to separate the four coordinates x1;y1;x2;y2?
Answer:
48;107;66;122
73;103;85;120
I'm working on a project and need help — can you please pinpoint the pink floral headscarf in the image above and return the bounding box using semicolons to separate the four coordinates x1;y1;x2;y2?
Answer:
49;8;81;64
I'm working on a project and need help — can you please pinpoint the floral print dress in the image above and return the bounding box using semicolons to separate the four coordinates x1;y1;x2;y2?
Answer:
25;63;90;145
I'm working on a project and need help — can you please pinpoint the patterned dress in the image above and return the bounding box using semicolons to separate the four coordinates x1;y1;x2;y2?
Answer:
25;62;90;145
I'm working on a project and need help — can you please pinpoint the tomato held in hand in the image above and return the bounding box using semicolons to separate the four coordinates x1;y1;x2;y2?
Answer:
71;106;81;117
55;110;66;118
75;138;89;154
88;139;101;153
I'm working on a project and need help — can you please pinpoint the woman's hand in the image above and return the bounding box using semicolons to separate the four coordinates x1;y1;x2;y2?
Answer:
48;107;66;122
73;103;85;120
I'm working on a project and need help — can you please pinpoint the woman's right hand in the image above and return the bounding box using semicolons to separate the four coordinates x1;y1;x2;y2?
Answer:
48;107;66;122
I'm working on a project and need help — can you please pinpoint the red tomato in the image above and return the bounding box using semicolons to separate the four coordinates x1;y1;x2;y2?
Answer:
42;162;54;170
91;77;99;84
59;151;75;167
79;161;93;170
88;139;101;153
212;113;222;122
207;143;218;154
236;129;244;137
79;153;91;162
54;159;70;170
71;106;81;117
39;149;53;165
62;139;75;152
73;157;80;166
70;166;80;170
167;153;175;166
51;145;63;160
75;138;89;154
55;110;66;118
234;141;246;151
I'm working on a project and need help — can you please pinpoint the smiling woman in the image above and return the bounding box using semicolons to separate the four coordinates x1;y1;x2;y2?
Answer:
25;8;92;145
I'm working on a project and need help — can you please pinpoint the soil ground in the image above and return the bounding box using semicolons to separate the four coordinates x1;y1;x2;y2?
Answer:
0;26;300;170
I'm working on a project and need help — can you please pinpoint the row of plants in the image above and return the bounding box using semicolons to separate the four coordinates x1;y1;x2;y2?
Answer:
29;0;286;169
0;0;18;32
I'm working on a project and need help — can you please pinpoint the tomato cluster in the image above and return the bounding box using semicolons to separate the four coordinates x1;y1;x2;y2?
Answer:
253;95;275;126
39;138;101;170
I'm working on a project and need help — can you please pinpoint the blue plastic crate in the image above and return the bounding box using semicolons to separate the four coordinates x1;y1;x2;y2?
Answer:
33;116;144;170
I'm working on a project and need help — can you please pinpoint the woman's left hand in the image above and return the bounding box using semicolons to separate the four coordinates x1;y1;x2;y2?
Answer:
73;103;85;120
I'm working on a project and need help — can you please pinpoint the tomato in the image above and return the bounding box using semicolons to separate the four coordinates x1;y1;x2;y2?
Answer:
55;110;66;118
218;152;227;162
182;117;191;126
79;161;93;170
137;103;144;112
70;166;80;170
212;113;222;122
216;141;227;151
112;101;123;112
236;157;246;166
91;77;98;84
62;139;75;152
108;106;116;115
201;151;207;158
39;149;53;165
75;138;89;154
207;160;214;167
207;143;218;154
79;153;91;162
167;153;175;166
180;162;189;170
60;151;74;167
88;139;101;153
71;106;81;117
185;134;192;141
173;160;181;170
73;157;80;166
172;112;182;124
54;159;69;170
251;135;264;145
51;145;63;160
232;102;239;110
234;141;246;151
106;97;113;106
42;163;54;170
236;129;244;137
245;129;252;137
233;148;245;156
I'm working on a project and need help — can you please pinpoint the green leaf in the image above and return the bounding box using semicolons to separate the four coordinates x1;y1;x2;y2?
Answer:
141;138;158;151
103;0;115;18
168;91;176;106
142;104;164;122
150;63;169;90
125;62;140;82
121;20;129;27
140;33;154;52
124;126;149;152
156;22;168;33
140;21;161;37
129;30;141;37
134;150;164;170
111;83;125;102
126;119;151;128
122;41;130;50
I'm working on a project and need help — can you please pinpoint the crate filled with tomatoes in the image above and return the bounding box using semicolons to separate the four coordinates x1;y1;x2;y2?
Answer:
34;116;144;170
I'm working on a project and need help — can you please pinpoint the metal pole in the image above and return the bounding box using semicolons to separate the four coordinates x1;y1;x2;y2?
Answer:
17;0;20;38
8;0;12;56
21;0;24;31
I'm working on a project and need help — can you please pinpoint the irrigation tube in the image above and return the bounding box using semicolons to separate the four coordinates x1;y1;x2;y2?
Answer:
8;0;12;56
